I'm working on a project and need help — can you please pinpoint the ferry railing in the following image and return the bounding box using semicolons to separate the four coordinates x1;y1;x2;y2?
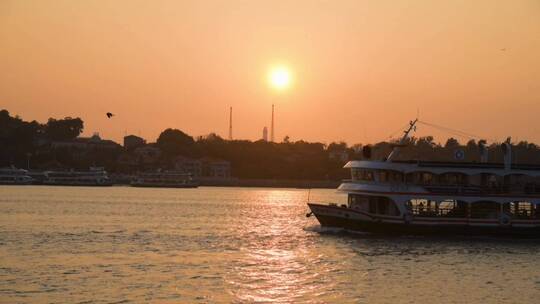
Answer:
410;205;540;220
410;206;467;218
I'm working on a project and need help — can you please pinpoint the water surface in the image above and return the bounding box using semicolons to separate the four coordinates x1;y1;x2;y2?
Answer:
1;186;539;303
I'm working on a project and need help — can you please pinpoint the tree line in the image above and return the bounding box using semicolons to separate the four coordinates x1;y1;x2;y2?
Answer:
2;109;540;180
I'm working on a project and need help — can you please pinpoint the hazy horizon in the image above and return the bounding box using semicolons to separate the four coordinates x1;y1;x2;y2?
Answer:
1;0;539;144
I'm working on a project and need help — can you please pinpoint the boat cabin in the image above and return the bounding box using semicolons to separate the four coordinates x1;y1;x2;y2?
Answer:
346;161;540;195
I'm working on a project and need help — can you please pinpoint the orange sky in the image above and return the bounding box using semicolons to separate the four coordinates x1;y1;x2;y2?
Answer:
1;0;539;145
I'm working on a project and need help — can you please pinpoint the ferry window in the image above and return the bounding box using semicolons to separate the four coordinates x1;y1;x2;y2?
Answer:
506;201;533;219
405;173;414;183
354;169;374;181
424;173;433;184
379;171;388;182
481;174;499;187
415;172;433;185
351;169;357;180
470;201;499;219
369;196;400;216
364;170;374;181
369;198;377;214
348;194;369;212
408;199;440;217
351;168;375;181
438;200;467;218
440;173;467;185
390;171;403;182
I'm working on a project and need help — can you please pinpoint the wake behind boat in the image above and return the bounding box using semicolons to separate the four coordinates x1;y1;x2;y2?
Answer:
307;120;540;237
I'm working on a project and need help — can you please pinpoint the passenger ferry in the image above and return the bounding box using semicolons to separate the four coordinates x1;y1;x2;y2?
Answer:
43;167;112;186
308;120;540;237
0;167;34;185
131;171;199;188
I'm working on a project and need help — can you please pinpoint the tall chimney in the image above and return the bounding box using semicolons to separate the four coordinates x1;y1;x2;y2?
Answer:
271;104;274;142
228;106;233;140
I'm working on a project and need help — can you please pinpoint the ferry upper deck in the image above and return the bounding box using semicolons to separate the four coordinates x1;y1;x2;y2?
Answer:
341;160;540;198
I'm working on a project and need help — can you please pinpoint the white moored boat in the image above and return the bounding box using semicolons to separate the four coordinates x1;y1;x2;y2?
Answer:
131;171;199;188
43;167;112;186
0;167;34;185
308;119;540;237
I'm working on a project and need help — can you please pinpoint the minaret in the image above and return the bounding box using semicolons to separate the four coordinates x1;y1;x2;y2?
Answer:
228;106;233;140
271;104;274;142
262;127;268;141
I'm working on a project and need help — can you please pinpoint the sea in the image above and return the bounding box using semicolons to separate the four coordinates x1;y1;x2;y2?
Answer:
1;186;539;303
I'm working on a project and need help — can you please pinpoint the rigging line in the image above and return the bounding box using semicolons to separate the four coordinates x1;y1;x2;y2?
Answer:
420;122;477;139
418;120;481;140
417;120;497;142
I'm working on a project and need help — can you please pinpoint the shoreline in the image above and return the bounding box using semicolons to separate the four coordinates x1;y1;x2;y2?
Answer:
115;178;340;189
3;178;341;189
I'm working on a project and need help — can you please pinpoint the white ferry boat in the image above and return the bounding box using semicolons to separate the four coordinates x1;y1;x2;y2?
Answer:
131;171;199;188
308;120;540;237
43;167;112;186
0;167;34;185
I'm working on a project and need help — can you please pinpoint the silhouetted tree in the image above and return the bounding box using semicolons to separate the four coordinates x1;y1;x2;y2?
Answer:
327;141;347;151
45;117;83;140
444;137;460;149
157;128;194;156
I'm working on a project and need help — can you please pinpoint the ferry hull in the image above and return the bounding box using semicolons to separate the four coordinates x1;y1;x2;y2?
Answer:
42;181;113;187
308;203;540;238
130;183;199;188
0;181;34;185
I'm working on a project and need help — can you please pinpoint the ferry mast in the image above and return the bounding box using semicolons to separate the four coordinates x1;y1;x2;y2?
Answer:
386;118;418;162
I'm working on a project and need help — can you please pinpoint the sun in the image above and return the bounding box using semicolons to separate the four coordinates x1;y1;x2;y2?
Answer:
268;66;292;91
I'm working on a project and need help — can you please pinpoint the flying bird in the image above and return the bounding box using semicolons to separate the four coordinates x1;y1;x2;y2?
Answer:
106;112;114;118
500;48;506;51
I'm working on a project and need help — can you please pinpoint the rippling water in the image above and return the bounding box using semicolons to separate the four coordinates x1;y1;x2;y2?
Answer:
1;186;540;303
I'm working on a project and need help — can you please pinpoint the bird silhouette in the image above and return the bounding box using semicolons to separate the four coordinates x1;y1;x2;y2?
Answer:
106;112;114;118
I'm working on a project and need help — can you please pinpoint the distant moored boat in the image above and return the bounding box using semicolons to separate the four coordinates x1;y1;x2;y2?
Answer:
131;171;199;188
0;167;34;185
43;167;112;186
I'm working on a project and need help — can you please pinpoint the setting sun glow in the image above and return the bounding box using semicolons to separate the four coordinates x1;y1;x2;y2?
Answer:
268;66;292;91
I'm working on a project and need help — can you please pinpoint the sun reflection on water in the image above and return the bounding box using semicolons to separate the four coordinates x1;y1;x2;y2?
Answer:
225;189;346;303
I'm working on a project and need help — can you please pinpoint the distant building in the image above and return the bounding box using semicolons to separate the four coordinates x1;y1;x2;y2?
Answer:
201;158;231;178
124;135;146;150
329;150;349;163
44;133;120;161
262;127;268;142
174;156;202;177
50;133;120;151
133;146;161;164
117;152;139;168
207;160;231;178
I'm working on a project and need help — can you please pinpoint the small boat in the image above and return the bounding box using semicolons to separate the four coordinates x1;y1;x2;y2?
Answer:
0;167;34;185
308;119;540;237
131;171;199;188
43;167;112;186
